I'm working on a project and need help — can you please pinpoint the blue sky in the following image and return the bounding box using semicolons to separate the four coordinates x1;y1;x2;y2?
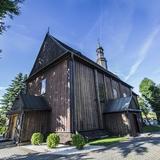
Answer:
0;0;160;99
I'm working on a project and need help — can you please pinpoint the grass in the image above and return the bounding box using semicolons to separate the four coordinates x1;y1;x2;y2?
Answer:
143;125;160;133
88;136;128;146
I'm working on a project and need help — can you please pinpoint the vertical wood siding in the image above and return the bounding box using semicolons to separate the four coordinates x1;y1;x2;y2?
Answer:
74;61;99;131
27;60;70;132
21;111;49;142
128;112;142;136
119;83;131;97
104;113;129;135
104;76;113;100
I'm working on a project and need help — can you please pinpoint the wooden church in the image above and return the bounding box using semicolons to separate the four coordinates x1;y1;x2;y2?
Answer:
7;32;142;143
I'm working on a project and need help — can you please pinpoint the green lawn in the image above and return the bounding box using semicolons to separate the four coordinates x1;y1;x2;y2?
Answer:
88;136;128;146
143;125;160;133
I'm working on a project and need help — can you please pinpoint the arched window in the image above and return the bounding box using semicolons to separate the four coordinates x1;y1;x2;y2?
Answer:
123;93;127;97
113;88;118;99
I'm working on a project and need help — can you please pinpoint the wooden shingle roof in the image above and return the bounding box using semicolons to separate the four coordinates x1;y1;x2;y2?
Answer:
103;96;141;113
7;94;51;114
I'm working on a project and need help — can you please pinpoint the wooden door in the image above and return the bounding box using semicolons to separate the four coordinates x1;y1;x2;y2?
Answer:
133;114;140;133
11;115;18;140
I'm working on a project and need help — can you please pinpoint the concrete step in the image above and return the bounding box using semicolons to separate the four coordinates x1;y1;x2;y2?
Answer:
79;130;109;140
0;139;16;149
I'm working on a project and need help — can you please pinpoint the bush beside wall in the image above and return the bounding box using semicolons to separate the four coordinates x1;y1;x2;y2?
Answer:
47;133;60;148
31;132;43;145
72;133;86;150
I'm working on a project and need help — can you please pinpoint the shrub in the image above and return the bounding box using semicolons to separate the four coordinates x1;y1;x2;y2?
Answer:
47;133;60;148
72;133;86;150
31;132;43;145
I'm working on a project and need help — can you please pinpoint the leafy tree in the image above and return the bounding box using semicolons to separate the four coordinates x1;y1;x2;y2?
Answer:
0;73;27;134
139;78;160;123
0;0;24;34
138;97;151;125
138;97;150;115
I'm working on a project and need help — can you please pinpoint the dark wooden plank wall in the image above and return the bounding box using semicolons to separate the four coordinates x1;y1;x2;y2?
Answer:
74;59;133;131
103;75;131;101
128;112;142;136
119;84;131;97
27;60;71;132
96;71;105;129
74;61;99;131
21;111;49;142
104;76;113;100
104;113;129;135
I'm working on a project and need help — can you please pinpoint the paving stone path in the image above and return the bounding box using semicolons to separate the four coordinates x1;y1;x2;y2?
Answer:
0;132;160;160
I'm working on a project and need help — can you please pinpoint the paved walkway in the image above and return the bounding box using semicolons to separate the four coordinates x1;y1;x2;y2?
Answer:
0;132;160;160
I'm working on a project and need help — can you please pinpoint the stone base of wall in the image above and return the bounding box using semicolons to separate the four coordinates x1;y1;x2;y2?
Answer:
56;132;72;144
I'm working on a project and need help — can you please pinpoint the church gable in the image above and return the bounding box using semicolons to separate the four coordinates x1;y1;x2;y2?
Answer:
29;33;67;77
129;97;139;110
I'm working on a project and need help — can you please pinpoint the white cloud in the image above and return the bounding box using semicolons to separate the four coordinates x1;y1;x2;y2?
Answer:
125;25;160;81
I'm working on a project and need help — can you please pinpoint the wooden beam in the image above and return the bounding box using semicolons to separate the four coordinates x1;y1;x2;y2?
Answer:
70;54;77;133
94;69;103;128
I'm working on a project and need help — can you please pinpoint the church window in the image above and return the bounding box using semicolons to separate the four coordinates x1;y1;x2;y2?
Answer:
113;88;118;99
123;93;127;97
41;79;46;95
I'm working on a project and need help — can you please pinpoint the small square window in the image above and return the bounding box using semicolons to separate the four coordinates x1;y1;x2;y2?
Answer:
41;79;46;95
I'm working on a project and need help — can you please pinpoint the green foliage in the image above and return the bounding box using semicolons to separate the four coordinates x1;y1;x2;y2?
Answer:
143;126;160;133
0;73;27;134
0;73;27;112
47;133;60;148
138;97;150;115
0;0;24;34
72;134;86;150
139;78;160;122
0;113;7;135
31;132;44;145
88;136;128;146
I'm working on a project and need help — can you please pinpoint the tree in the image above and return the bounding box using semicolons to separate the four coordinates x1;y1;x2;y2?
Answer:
0;0;24;34
138;97;151;125
138;97;150;115
0;73;27;134
139;78;160;123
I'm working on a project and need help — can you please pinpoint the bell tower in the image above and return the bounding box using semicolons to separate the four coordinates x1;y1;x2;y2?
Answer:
96;44;108;69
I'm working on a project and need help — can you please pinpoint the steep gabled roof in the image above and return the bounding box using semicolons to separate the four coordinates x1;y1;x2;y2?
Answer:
27;33;133;88
7;94;51;114
103;96;141;113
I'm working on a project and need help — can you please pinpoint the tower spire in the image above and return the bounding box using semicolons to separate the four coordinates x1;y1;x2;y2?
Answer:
96;42;108;70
